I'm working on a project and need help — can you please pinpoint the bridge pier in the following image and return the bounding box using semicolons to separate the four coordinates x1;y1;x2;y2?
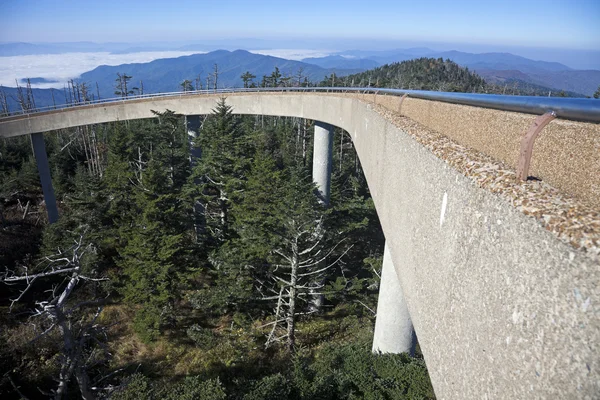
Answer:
31;133;58;224
372;243;416;355
309;121;334;311
312;121;333;206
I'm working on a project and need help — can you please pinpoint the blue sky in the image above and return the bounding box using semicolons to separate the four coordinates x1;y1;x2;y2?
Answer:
0;0;599;49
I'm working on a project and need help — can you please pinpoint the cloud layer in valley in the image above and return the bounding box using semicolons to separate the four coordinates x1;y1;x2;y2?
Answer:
0;49;336;90
0;51;203;89
249;49;333;60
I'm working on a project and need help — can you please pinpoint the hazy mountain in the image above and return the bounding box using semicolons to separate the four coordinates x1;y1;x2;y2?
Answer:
330;58;585;97
301;55;379;70
475;68;600;96
79;50;358;96
333;49;425;66
435;51;571;73
335;49;572;72
310;49;599;95
524;70;600;97
3;48;596;113
1;50;358;111
1;86;66;112
337;48;435;58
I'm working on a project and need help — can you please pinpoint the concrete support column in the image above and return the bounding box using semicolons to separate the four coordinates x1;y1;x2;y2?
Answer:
372;242;416;355
312;121;333;206
31;133;58;224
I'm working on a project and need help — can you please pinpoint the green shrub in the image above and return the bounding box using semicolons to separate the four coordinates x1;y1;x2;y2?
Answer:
111;374;226;400
186;324;218;349
293;342;435;400
133;306;162;343
162;376;226;400
243;373;291;400
110;373;153;400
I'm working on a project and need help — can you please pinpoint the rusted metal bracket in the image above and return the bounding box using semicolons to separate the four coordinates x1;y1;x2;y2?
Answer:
516;111;556;181
397;94;409;115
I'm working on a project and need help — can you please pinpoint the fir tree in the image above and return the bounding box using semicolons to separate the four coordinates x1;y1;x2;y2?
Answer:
190;98;251;246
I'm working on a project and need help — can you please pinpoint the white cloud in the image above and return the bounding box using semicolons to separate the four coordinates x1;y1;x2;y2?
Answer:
0;51;203;89
249;49;333;60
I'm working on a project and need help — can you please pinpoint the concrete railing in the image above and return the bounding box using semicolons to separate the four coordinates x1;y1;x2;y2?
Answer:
2;87;600;122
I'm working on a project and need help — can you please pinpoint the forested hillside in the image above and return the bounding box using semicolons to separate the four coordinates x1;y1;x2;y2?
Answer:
0;99;435;399
321;57;585;97
334;57;487;92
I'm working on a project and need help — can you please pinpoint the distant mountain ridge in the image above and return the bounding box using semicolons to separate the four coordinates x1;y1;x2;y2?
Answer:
476;68;600;97
0;86;66;112
79;50;359;96
322;57;585;97
300;56;379;70
302;49;599;96
1;50;357;111
2;49;596;113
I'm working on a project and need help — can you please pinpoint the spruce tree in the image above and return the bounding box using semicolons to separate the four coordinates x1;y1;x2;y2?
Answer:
117;158;189;341
190;98;251;246
227;155;340;352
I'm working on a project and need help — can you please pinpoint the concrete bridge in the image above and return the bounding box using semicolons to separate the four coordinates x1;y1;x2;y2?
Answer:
1;89;599;399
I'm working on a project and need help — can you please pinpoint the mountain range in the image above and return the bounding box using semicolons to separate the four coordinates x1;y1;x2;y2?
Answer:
1;50;357;111
2;48;599;112
301;49;600;96
78;50;358;96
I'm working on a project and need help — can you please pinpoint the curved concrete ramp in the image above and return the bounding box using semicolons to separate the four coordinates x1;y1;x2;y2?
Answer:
1;93;599;398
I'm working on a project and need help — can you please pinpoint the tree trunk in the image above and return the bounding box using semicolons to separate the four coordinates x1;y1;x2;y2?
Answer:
339;129;343;171
219;188;228;238
286;237;299;353
79;126;93;175
302;120;307;167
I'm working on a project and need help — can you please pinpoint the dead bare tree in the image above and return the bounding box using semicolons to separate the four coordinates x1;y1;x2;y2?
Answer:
0;86;9;116
25;78;36;111
213;63;219;91
1;235;110;400
259;213;352;352
295;68;305;87
14;79;34;112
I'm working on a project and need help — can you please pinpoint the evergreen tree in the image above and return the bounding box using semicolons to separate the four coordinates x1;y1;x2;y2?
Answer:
241;71;256;88
270;67;282;87
190;98;251;246
180;79;194;92
227;154;343;352
115;73;137;98
104;111;192;341
117;157;189;341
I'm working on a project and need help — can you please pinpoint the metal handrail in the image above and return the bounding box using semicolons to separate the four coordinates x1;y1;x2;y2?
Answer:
1;87;599;123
